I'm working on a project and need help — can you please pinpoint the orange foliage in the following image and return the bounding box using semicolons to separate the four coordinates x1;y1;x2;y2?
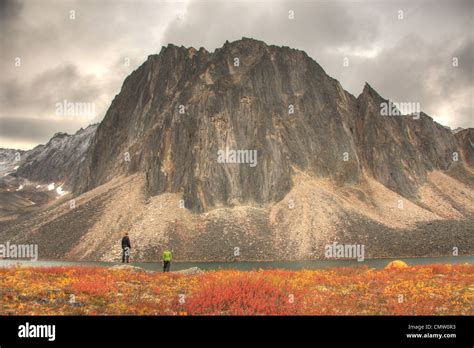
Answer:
182;270;301;315
0;264;472;315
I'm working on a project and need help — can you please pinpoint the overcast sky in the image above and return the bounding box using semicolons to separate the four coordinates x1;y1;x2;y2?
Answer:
0;0;472;149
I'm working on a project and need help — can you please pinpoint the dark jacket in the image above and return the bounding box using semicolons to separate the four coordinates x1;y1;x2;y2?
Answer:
121;236;131;249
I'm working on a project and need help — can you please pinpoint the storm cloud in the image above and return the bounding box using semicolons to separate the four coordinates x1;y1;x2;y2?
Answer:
0;0;472;149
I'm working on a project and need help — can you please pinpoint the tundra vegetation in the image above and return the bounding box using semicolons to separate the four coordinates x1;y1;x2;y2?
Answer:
1;264;472;315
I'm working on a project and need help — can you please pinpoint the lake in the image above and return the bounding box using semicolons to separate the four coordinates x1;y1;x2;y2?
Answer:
0;255;472;271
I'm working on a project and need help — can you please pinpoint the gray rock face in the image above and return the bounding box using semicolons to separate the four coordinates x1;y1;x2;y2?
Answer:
74;38;470;212
75;38;365;212
455;128;474;168
356;83;459;198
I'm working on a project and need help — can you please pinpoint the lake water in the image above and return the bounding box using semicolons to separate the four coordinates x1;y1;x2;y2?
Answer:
0;255;472;271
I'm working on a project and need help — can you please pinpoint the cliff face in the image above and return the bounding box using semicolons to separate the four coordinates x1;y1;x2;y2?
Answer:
355;83;459;198
75;38;467;211
455;128;474;168
76;39;364;212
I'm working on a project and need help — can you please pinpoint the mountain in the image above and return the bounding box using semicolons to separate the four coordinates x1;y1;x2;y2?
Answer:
16;124;98;184
356;84;460;198
0;125;97;220
74;38;363;211
0;38;472;261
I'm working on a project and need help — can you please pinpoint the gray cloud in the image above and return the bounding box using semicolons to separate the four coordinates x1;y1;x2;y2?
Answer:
160;0;473;129
0;0;472;149
1;64;101;116
161;1;381;57
358;34;473;128
0;0;23;22
0;0;184;148
0;116;87;144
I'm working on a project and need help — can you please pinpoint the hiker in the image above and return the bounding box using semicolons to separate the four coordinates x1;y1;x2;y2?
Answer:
121;232;131;263
162;249;172;272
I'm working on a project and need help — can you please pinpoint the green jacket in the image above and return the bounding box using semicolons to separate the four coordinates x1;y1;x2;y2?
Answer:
162;250;172;262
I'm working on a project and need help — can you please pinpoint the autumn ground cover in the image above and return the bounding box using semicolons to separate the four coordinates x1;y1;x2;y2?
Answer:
1;264;472;315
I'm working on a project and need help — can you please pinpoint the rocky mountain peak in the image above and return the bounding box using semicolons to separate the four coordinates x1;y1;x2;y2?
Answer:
10;39;466;216
74;39;369;212
51;132;69;139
